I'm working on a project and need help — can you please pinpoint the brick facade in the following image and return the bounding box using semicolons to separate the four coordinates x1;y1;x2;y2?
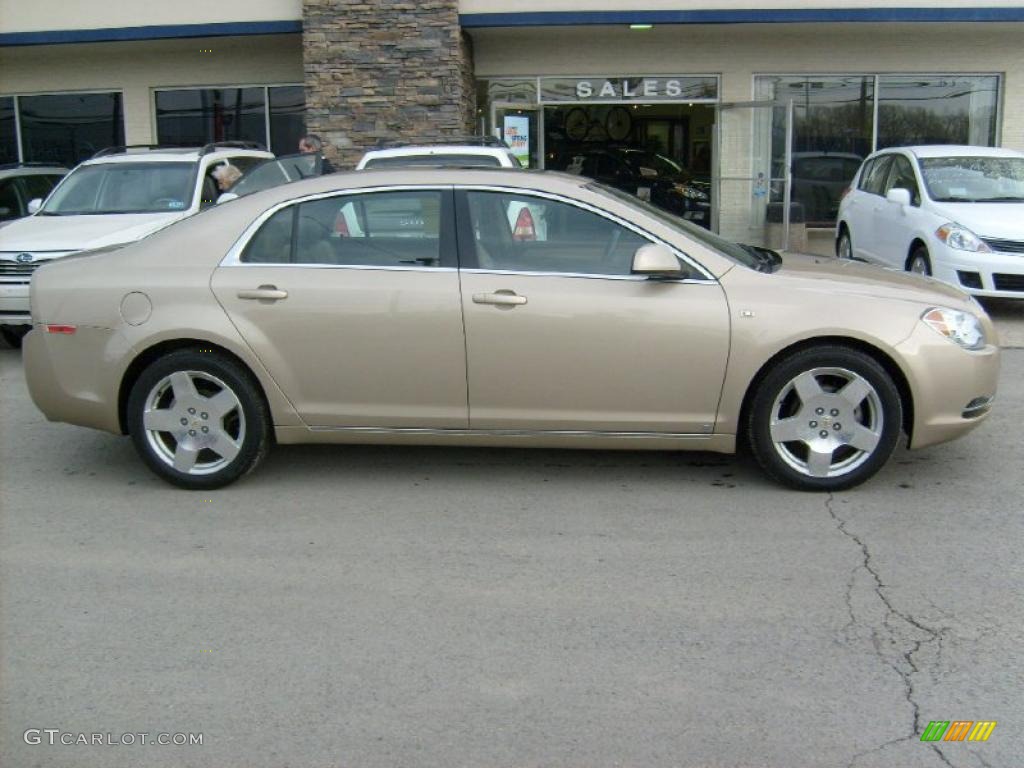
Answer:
302;0;476;169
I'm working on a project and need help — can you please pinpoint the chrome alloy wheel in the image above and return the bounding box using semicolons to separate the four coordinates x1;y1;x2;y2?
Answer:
142;370;246;475
768;367;883;479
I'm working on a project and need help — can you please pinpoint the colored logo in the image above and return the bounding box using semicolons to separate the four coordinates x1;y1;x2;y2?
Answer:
921;721;996;742
16;252;33;263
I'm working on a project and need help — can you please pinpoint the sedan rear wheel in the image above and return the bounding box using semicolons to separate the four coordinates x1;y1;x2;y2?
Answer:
748;346;902;491
127;350;270;489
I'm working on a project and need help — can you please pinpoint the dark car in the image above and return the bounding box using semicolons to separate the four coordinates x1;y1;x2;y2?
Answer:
566;148;711;228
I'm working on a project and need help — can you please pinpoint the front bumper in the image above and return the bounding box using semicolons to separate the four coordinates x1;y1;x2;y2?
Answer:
0;281;31;325
931;243;1024;299
895;319;1000;449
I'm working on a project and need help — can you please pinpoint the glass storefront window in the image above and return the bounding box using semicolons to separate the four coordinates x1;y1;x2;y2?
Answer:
155;86;305;152
0;97;17;164
757;76;874;226
756;74;1001;227
19;92;124;167
155;87;266;147
877;75;998;149
268;85;306;156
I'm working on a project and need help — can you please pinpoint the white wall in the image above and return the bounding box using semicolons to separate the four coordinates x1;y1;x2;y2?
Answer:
0;35;304;145
0;0;301;33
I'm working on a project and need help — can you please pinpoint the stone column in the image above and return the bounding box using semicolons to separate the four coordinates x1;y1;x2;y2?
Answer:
303;0;476;169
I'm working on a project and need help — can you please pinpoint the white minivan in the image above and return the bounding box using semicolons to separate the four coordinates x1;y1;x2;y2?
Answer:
836;145;1024;298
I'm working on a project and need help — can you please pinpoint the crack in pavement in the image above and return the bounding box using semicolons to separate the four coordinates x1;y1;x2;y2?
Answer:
825;493;957;768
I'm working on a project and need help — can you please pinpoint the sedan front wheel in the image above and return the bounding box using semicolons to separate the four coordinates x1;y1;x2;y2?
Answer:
127;350;270;489
748;346;902;491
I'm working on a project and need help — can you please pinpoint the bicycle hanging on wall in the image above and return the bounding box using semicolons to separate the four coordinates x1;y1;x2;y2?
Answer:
563;106;634;142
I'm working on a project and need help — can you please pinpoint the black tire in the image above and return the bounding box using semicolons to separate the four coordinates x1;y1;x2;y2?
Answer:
748;345;903;491
126;349;271;489
1;325;31;349
907;245;932;276
836;228;853;260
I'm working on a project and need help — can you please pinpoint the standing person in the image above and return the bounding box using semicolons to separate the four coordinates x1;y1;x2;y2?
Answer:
298;134;335;173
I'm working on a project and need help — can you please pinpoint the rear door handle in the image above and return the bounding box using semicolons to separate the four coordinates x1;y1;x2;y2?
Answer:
237;285;288;301
472;291;527;306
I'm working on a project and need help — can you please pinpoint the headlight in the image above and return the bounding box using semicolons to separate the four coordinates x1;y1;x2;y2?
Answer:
921;307;987;350
935;224;992;253
672;183;709;202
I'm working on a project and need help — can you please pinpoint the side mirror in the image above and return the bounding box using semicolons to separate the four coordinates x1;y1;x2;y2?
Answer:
27;198;43;214
886;188;911;207
631;244;682;277
216;192;239;205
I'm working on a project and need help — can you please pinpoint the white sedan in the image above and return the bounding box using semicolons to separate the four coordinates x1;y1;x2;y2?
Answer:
836;145;1024;298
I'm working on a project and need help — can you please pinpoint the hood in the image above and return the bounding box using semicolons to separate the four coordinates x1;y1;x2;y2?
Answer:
776;252;974;309
0;212;186;253
927;201;1024;239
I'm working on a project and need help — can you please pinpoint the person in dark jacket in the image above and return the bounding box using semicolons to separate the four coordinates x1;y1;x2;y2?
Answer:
298;134;336;174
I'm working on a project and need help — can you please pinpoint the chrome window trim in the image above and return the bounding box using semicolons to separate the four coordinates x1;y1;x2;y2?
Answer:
222;263;458;273
459;184;716;282
220;182;716;282
460;267;714;285
220;184;455;267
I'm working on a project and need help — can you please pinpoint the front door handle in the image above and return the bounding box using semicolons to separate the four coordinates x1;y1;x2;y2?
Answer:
472;291;527;306
237;285;288;301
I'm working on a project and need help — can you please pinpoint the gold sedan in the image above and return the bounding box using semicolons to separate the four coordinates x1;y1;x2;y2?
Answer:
23;169;999;491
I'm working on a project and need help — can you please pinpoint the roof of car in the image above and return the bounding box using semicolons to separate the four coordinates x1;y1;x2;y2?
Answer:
79;147;273;166
362;145;514;158
881;145;1024;159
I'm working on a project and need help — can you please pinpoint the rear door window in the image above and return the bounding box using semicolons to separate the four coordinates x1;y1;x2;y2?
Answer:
242;190;450;268
21;174;63;203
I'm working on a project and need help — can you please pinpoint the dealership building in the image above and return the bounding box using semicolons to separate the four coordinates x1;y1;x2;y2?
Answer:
2;0;1023;249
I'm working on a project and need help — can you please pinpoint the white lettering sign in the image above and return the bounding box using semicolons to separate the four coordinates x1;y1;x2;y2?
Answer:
543;76;716;103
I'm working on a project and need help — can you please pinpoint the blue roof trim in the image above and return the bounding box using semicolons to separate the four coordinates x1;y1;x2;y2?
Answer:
0;20;302;47
459;7;1024;27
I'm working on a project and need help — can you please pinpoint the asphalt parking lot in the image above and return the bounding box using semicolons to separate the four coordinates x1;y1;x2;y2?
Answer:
1;305;1022;768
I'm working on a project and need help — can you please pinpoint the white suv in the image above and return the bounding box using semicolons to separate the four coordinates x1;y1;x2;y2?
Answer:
0;143;273;346
356;141;522;170
836;145;1024;298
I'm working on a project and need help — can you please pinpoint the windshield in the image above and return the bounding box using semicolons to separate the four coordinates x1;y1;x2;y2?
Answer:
41;162;195;215
618;150;685;179
587;182;766;271
918;156;1024;203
